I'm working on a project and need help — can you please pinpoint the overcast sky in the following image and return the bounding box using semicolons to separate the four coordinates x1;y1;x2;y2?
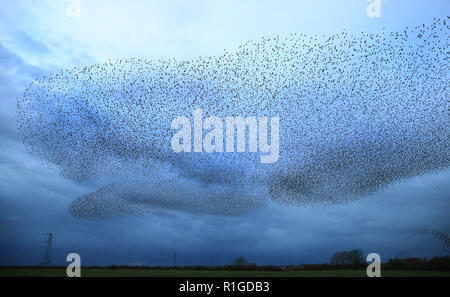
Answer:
0;0;449;266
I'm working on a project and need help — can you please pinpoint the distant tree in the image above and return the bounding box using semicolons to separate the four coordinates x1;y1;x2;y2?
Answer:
348;249;364;265
232;257;249;267
330;249;364;266
330;251;345;265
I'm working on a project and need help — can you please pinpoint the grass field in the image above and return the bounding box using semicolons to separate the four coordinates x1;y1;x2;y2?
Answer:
0;268;449;277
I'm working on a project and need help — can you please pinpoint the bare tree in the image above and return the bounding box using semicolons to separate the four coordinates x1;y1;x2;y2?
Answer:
232;256;249;267
330;249;364;266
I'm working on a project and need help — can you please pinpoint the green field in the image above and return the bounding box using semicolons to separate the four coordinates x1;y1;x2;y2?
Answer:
0;268;449;277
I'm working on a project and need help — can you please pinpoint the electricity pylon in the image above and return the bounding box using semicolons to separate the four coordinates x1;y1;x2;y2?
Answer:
40;233;54;266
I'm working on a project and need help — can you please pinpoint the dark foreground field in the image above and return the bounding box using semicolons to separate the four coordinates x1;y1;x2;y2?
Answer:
1;268;449;277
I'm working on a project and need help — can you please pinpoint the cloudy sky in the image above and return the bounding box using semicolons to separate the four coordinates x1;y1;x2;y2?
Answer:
0;0;449;266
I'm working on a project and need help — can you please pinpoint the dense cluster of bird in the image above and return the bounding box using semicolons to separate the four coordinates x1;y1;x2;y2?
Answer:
68;177;268;218
17;18;449;218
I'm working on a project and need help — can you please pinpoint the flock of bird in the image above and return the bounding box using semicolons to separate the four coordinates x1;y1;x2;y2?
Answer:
17;18;449;219
405;229;450;248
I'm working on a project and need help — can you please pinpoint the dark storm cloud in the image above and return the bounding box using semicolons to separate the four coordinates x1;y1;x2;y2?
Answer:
3;173;448;266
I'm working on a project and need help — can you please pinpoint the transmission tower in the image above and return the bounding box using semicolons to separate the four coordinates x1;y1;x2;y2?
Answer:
173;252;177;267
40;233;54;266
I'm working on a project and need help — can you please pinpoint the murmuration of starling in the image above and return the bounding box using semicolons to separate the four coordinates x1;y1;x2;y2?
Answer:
17;19;449;219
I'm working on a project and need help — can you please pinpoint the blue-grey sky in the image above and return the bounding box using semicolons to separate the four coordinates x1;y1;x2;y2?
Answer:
0;0;449;266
